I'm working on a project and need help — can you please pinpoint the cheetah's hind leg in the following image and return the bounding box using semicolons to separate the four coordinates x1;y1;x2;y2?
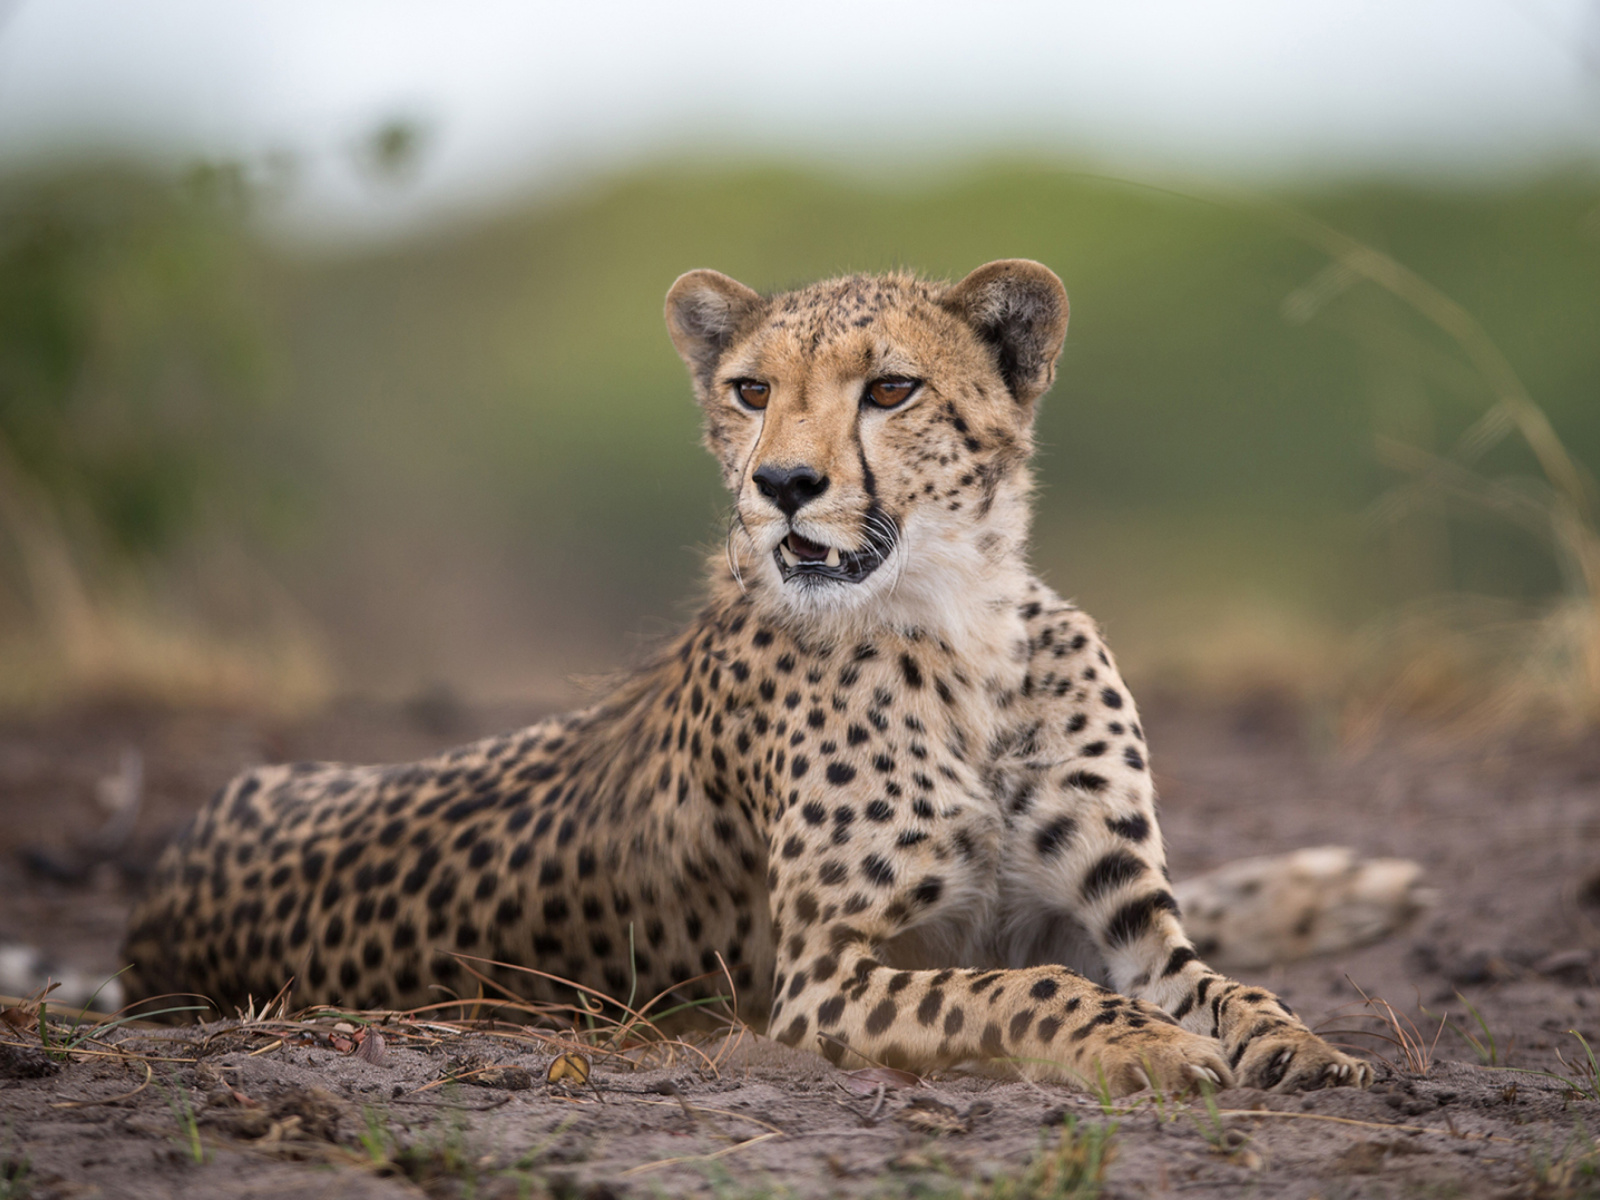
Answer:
1174;846;1434;971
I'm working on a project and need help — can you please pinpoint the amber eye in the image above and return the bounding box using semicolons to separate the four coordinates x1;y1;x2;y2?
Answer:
865;378;918;409
734;380;770;410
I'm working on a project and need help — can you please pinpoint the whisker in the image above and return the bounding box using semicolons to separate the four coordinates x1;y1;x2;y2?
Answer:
724;520;746;595
864;509;906;597
725;509;756;596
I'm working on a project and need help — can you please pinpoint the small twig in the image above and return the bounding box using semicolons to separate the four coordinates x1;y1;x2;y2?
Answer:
618;1131;782;1177
389;1091;514;1112
626;1096;784;1136
50;1060;153;1109
1216;1108;1514;1144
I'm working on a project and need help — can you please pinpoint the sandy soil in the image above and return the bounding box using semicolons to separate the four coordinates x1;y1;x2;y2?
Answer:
2;694;1599;1199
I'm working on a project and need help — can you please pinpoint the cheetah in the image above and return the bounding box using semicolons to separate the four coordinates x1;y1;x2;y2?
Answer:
125;260;1394;1095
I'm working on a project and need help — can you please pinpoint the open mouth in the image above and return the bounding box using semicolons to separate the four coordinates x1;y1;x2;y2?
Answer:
773;520;895;585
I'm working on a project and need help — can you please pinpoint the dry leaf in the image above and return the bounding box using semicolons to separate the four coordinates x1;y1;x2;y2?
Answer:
895;1096;968;1136
354;1028;388;1067
547;1052;591;1085
1;1007;35;1034
839;1066;920;1095
328;1034;354;1054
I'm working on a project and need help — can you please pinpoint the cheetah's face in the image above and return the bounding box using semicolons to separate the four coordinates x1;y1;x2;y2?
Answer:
666;262;1068;628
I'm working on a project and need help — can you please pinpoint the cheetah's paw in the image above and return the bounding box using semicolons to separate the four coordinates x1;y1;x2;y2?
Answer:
1232;1025;1373;1092
1087;1025;1236;1098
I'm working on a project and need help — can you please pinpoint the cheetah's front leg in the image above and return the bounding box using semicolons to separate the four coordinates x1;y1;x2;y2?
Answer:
763;807;1232;1096
1004;605;1373;1091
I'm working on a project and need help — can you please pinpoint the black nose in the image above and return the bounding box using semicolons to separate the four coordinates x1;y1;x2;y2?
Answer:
752;463;829;517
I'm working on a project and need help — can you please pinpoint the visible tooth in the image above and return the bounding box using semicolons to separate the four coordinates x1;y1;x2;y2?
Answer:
824;546;841;568
780;543;799;568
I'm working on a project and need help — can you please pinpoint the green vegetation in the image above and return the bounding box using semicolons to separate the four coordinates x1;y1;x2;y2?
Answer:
977;1118;1116;1200
1;160;1597;708
152;1068;207;1164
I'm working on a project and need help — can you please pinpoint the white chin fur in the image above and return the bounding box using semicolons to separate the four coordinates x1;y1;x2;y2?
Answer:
741;496;1032;653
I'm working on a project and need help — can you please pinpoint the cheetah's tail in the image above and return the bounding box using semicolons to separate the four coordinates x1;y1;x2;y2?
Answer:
1174;846;1435;970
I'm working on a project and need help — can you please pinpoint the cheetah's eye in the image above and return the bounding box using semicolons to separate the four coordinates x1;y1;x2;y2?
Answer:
864;378;919;409
734;380;770;410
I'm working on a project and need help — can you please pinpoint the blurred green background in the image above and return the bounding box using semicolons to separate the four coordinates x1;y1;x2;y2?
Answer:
2;157;1597;718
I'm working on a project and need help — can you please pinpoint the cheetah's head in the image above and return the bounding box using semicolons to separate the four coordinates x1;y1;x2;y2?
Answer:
665;262;1068;635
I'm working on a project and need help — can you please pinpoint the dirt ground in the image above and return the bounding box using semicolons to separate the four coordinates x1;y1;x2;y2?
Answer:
2;693;1599;1199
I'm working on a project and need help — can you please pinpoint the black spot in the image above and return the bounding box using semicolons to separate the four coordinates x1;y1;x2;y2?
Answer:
1100;688;1123;709
980;1022;1004;1057
1062;770;1107;793
1163;946;1199;977
302;851;326;884
1034;817;1076;857
862;855;895;887
912;876;943;906
865;999;897;1036
817;995;846;1026
1065;713;1087;734
865;799;893;822
400;846;440;895
826;762;857;786
1104;892;1180;949
1123;746;1145;771
1030;978;1059;1001
1081;850;1144;901
943;1006;965;1036
1082;741;1107;757
1106;813;1150;842
899;654;923;689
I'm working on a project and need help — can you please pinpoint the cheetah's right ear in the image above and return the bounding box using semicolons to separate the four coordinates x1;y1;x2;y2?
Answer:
665;270;765;394
941;260;1069;406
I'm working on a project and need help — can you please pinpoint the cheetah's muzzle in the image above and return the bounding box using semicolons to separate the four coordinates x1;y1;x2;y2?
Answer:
774;508;897;585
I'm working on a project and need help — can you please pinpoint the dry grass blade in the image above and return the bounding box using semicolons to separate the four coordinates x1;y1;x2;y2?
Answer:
1333;978;1446;1075
434;955;736;1075
50;1060;152;1109
1215;1109;1514;1144
1259;197;1600;731
617;1131;782;1178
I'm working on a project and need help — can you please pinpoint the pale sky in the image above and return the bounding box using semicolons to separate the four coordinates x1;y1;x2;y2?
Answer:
0;0;1596;238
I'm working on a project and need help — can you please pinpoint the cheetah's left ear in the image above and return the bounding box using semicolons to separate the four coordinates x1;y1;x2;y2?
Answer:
941;260;1069;406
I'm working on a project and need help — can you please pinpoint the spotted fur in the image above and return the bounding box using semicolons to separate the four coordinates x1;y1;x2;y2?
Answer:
124;261;1371;1095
